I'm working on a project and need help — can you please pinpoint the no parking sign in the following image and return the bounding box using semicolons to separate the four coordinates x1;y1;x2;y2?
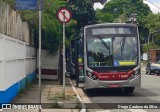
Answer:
56;7;72;23
56;7;72;98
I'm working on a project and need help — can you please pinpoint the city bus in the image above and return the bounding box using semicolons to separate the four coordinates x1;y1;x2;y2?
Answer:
73;23;141;93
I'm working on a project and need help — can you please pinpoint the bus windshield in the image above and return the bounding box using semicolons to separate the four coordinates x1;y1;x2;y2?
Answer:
87;36;138;67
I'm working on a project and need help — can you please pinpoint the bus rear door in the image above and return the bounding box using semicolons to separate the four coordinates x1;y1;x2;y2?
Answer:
75;38;85;87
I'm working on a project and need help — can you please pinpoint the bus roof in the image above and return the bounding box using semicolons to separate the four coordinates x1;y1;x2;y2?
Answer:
84;23;137;29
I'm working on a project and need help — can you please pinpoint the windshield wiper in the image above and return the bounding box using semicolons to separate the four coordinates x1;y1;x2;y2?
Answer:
120;36;126;60
121;37;126;52
97;36;110;50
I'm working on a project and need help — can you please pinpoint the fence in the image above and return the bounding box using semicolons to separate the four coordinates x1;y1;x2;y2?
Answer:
0;1;30;43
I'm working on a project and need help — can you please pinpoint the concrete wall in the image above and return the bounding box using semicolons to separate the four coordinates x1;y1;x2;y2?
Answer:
0;34;36;103
37;50;59;80
0;2;35;103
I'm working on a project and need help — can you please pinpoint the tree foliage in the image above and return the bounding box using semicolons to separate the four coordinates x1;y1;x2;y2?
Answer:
141;13;160;46
4;0;66;54
68;0;97;31
142;13;160;33
4;0;97;53
97;0;151;22
96;0;151;44
64;0;97;47
142;42;160;52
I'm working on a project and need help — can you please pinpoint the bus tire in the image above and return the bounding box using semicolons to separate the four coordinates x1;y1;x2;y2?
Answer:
157;73;160;76
83;88;90;94
124;87;135;94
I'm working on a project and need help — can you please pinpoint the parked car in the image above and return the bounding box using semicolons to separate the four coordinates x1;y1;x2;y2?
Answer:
146;60;160;75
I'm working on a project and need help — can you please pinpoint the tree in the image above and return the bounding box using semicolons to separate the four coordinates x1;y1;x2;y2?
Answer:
65;20;77;47
97;0;151;22
155;36;160;46
4;0;66;54
96;9;114;23
113;13;128;23
68;0;97;32
142;13;160;33
142;13;160;46
96;0;152;44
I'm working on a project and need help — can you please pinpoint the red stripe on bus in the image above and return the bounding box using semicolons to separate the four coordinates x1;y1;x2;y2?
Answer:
93;70;134;80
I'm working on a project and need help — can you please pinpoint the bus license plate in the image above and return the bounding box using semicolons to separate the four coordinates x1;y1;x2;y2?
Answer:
109;84;119;88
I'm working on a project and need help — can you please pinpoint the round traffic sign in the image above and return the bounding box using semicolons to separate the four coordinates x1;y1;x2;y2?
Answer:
56;7;72;23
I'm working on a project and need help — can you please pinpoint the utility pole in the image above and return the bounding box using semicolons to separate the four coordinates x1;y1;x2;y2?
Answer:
38;0;42;111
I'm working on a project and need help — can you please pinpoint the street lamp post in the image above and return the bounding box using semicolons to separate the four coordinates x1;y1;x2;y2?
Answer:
148;30;160;46
148;33;151;46
38;0;42;112
128;13;137;23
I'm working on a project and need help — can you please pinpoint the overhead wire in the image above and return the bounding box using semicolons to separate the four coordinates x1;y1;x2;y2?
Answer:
145;0;160;10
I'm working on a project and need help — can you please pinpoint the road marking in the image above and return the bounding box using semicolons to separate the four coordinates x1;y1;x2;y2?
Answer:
128;109;147;112
69;79;86;112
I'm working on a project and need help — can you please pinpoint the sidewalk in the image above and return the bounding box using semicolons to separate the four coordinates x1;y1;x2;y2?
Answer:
141;62;146;72
2;78;80;112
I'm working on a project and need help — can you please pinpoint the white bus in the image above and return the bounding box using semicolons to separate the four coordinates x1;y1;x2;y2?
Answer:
74;23;141;93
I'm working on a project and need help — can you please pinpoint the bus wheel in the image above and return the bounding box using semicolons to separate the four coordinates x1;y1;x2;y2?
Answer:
83;88;90;94
124;87;135;94
83;88;87;93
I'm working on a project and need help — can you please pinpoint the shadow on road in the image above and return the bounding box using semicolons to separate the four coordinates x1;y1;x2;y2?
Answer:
84;87;158;98
85;88;133;97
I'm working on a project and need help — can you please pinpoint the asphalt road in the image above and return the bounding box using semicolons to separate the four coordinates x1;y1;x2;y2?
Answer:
74;71;160;112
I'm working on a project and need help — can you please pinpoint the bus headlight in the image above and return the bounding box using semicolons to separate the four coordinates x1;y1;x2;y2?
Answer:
130;70;140;79
86;72;98;80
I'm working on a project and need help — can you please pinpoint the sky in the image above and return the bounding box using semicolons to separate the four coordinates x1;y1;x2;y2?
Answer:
94;0;160;14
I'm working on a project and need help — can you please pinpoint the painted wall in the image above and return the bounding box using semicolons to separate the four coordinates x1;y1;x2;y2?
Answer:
37;50;59;80
0;34;36;103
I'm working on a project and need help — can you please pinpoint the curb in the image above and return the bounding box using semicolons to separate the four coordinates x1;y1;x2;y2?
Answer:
69;79;86;112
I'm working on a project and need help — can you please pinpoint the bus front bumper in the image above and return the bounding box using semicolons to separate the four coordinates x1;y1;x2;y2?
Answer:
84;74;141;89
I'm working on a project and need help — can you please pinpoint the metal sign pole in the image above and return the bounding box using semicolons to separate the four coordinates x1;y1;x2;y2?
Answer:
63;15;66;98
38;0;42;111
56;7;72;99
